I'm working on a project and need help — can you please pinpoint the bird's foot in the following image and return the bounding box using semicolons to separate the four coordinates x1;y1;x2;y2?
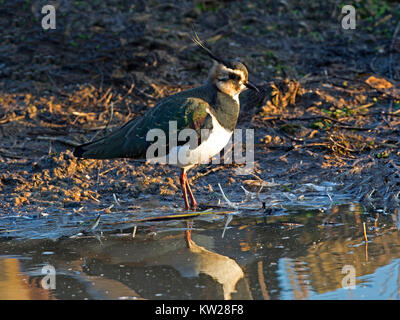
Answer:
183;203;197;211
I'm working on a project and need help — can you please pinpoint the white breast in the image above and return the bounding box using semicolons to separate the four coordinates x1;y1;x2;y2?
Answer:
168;108;232;169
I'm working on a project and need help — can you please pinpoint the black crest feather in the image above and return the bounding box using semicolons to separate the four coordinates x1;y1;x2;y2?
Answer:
191;29;232;68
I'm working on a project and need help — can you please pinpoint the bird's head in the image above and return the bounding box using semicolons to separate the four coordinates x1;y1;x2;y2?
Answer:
192;31;259;99
208;60;258;98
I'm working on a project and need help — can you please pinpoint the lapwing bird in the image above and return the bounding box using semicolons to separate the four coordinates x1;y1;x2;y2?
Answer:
74;34;258;211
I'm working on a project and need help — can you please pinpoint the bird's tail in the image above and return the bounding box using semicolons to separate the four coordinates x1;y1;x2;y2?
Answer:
73;134;123;159
74;119;136;159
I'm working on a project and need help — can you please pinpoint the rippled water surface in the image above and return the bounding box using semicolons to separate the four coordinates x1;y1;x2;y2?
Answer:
0;202;399;300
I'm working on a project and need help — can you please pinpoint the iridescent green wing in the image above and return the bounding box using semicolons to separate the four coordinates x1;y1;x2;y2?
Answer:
122;96;213;158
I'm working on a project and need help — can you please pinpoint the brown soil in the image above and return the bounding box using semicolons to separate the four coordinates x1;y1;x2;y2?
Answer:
0;0;399;220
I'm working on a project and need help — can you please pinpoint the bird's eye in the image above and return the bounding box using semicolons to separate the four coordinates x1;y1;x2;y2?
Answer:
229;73;240;81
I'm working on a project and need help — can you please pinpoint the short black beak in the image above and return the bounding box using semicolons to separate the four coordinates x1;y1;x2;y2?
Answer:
245;81;259;92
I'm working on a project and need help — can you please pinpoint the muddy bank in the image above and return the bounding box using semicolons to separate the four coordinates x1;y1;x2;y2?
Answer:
0;0;399;238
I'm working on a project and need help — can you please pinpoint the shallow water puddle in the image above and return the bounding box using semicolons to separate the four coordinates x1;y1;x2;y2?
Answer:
0;202;399;299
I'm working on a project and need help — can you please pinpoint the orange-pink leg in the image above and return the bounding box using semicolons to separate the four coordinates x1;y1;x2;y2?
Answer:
179;169;190;210
179;169;197;210
185;180;197;210
179;169;197;245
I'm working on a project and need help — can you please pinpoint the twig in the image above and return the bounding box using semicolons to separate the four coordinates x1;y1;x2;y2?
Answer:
90;102;114;142
120;82;135;101
104;209;235;225
0;114;9;124
262;115;341;123
0;148;26;159
113;193;120;206
293;142;330;150
132;225;137;238
264;115;372;131
218;183;239;209
190;165;225;182
328;136;366;153
221;214;233;238
363;222;368;261
83;124;120;131
37;136;81;147
374;213;379;230
368;111;400;118
90;215;101;231
88;192;101;203
333;125;371;131
97;87;112;104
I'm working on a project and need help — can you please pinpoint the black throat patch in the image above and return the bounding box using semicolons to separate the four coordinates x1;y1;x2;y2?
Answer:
210;89;240;132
